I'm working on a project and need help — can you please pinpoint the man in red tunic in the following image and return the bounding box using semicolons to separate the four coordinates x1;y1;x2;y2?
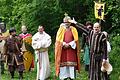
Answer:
55;13;80;80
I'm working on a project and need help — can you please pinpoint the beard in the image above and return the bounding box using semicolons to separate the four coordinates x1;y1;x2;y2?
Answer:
23;31;27;34
65;23;71;28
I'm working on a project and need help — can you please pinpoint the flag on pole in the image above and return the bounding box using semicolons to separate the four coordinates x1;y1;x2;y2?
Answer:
94;2;105;20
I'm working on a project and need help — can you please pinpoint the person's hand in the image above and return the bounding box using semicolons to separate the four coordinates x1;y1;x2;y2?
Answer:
102;60;106;66
20;52;24;55
102;59;109;69
68;18;77;24
65;44;70;48
101;59;107;72
63;43;70;49
102;59;107;64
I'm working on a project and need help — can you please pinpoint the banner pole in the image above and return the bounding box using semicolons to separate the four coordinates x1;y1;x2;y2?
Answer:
99;0;102;25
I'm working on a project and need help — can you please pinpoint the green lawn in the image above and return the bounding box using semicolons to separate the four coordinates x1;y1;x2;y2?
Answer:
1;62;120;80
1;63;88;80
1;49;120;80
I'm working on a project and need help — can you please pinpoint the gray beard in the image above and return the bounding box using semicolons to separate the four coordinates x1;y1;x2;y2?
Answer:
65;24;70;28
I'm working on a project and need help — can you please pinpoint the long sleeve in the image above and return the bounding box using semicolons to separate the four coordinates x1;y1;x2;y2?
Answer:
68;40;76;49
76;23;89;35
32;32;51;50
4;40;8;55
81;33;86;49
32;34;41;50
41;35;51;48
0;40;6;55
102;35;107;60
32;39;37;50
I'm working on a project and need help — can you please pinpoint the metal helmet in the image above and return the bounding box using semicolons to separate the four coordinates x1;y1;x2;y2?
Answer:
0;22;7;33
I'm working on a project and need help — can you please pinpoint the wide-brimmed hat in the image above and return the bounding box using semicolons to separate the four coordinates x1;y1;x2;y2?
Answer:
101;61;113;74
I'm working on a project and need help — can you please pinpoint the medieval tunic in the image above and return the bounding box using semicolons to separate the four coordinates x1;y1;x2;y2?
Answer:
60;28;78;79
55;24;80;79
19;33;34;71
32;31;51;80
0;30;10;60
61;28;77;66
75;23;108;80
0;30;9;60
5;36;24;72
0;30;10;74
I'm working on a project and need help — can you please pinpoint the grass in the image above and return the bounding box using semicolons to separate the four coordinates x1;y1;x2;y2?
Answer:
1;46;120;80
1;61;120;80
1;63;88;80
1;69;37;80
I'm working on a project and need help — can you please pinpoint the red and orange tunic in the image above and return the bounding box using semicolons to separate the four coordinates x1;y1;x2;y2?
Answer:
55;25;80;76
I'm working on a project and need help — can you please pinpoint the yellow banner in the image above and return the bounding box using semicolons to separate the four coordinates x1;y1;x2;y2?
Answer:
94;2;105;20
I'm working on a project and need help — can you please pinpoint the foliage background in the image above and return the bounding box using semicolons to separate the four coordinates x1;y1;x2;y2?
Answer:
0;0;120;80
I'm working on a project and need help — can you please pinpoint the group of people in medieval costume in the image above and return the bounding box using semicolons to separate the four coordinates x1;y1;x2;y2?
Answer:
55;13;112;80
0;23;35;80
68;17;112;80
0;13;112;80
0;22;51;80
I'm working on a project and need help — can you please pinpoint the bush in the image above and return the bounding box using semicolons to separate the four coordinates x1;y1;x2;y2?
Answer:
109;34;120;79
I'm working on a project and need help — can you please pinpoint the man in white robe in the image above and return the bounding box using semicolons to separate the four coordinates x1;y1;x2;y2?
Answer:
32;26;51;80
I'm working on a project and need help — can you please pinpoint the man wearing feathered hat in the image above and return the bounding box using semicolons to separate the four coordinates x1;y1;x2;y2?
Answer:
55;13;80;80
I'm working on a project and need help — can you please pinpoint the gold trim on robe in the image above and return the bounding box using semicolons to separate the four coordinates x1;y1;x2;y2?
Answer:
55;25;80;76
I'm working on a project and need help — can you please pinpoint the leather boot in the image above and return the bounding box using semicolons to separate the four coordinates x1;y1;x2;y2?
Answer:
19;71;23;80
10;71;14;79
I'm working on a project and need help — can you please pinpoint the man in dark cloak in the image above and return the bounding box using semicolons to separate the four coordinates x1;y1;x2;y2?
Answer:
68;19;108;80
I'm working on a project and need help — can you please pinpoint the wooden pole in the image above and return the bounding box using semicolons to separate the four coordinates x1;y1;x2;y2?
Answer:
98;0;102;25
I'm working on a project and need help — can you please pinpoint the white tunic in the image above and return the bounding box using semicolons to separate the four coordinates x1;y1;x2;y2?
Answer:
32;31;51;80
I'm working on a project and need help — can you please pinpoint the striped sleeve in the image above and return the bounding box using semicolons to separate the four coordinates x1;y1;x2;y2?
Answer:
101;34;107;60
